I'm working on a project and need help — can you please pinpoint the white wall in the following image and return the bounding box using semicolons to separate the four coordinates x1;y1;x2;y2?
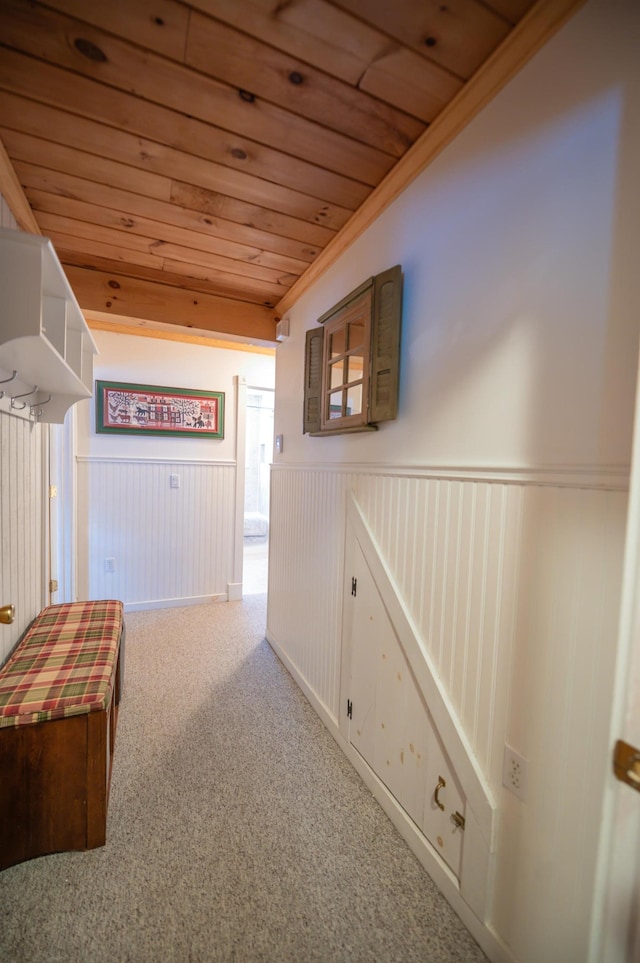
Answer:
75;331;274;608
77;330;274;461
267;1;639;960
275;4;637;472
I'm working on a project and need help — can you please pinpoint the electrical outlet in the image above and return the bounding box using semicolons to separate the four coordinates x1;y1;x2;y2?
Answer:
170;473;180;489
503;744;528;801
105;557;116;573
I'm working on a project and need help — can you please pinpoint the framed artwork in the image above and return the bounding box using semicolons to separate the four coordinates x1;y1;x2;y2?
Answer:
95;381;224;438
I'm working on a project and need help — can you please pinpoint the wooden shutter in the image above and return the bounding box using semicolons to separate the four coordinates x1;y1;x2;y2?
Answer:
303;325;324;433
369;265;402;424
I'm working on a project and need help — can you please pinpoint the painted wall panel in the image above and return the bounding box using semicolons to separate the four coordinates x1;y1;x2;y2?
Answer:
0;410;44;663
355;473;521;784
77;457;236;608
493;483;627;961
267;467;350;719
268;463;627;959
0;211;44;663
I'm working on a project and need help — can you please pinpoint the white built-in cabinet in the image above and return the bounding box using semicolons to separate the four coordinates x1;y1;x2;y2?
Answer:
0;227;97;423
346;539;466;878
340;491;496;925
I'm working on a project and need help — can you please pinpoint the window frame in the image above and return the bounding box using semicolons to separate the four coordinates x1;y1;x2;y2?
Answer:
303;265;402;437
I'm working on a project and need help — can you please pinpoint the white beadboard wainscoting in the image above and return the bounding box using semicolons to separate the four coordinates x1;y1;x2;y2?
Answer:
76;456;237;611
266;462;628;960
0;211;44;662
0;411;45;664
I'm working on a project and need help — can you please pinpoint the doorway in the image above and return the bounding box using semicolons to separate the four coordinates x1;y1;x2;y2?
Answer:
243;386;274;595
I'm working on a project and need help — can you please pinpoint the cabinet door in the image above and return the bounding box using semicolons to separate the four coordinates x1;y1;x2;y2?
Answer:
346;537;464;876
423;718;465;877
349;540;429;828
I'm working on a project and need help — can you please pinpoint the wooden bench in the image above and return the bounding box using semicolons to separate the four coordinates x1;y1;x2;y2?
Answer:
0;600;125;870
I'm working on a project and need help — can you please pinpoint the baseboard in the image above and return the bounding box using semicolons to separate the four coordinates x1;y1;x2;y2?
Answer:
265;627;516;963
123;594;227;612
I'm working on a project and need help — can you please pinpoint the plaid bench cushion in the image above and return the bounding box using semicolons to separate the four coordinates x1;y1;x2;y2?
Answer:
0;600;124;728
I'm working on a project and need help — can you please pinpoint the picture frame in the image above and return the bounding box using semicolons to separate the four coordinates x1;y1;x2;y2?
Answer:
95;380;225;438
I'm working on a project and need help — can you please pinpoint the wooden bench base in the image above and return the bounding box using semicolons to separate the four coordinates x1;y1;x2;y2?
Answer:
0;635;123;871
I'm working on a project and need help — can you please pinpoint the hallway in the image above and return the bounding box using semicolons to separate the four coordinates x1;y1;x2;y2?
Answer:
1;596;486;962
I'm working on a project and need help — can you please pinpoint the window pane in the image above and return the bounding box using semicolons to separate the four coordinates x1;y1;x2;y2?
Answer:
346;382;363;417
330;359;345;389
346;350;364;382
328;390;343;419
349;317;365;351
330;327;346;358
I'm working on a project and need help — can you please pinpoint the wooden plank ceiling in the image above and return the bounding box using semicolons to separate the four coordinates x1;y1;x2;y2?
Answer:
0;0;541;344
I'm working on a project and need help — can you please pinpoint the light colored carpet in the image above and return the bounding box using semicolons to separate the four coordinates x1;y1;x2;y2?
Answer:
0;596;488;962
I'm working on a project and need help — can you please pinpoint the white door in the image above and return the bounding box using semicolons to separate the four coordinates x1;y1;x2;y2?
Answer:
47;416;77;604
242;386;274;595
346;537;465;877
590;354;640;961
47;423;60;605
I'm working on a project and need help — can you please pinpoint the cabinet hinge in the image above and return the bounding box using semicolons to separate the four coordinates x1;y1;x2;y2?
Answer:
49;579;58;593
48;484;57;498
347;699;353;719
351;577;357;597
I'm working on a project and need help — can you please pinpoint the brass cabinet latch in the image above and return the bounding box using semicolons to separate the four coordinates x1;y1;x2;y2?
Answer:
613;740;640;792
452;811;466;830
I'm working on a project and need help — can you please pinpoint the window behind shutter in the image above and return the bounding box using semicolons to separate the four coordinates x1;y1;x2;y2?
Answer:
369;265;402;424
303;325;324;433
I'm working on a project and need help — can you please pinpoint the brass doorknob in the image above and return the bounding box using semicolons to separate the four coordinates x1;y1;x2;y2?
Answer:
0;604;15;625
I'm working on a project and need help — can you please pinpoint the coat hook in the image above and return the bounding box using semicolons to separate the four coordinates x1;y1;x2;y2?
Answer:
11;385;38;410
0;370;17;399
31;394;52;419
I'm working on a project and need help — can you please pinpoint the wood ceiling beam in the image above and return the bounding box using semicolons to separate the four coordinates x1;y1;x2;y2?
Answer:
276;0;587;317
85;316;276;355
65;265;278;344
0;134;40;234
